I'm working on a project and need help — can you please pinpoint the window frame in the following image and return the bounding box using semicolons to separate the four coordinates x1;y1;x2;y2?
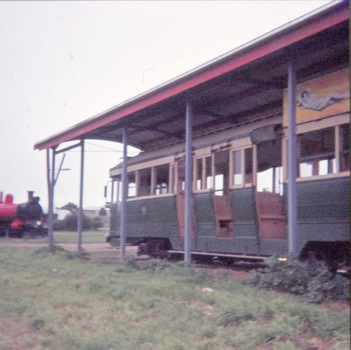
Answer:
229;146;254;188
284;114;349;182
193;154;214;193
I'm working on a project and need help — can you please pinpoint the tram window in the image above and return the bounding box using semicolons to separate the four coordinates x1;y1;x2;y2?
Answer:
299;127;335;177
232;147;253;186
233;150;242;185
139;168;151;196
177;160;186;192
117;179;122;202
127;172;136;198
244;148;253;183
257;141;282;193
195;158;203;190
155;164;169;195
205;156;213;190
115;176;122;202
339;124;350;172
170;163;175;193
214;150;229;196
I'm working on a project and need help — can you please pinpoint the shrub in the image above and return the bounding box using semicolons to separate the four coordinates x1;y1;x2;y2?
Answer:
123;256;172;272
248;256;350;303
91;216;103;230
54;214;92;231
29;318;45;331
33;244;68;255
216;303;257;327
307;268;350;304
99;207;107;216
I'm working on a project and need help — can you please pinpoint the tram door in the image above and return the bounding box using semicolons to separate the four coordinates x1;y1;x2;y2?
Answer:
255;140;286;239
213;150;233;238
176;160;196;238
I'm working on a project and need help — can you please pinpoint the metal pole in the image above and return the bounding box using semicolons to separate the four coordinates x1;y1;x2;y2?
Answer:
46;149;51;247
120;127;128;261
287;60;298;255
111;180;115;204
47;148;56;250
184;100;193;265
77;140;85;252
55;153;66;185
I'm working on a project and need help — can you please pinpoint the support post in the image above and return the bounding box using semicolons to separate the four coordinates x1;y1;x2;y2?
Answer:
77;140;85;252
47;148;56;250
287;60;298;255
184;100;193;265
110;180;115;205
120;127;128;261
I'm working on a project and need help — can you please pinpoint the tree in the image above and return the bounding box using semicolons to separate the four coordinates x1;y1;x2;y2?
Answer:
99;207;107;216
61;213;91;231
60;202;78;214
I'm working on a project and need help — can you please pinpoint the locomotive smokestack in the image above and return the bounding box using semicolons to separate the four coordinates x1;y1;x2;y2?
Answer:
28;191;34;201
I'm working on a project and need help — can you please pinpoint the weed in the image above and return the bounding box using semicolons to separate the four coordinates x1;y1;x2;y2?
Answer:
330;331;351;350
215;302;257;327
314;313;350;338
33;244;68;255
201;328;216;339
65;249;91;260
39;338;53;348
124;256;172;271
89;281;104;293
307;268;350;303
248;256;350;303
135;295;165;310
272;343;296;350
29;318;45;331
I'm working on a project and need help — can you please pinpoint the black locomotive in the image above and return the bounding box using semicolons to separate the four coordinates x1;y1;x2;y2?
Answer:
0;191;47;238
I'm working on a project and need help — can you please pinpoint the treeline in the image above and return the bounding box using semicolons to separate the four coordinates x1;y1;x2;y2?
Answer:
54;205;108;231
54;214;104;231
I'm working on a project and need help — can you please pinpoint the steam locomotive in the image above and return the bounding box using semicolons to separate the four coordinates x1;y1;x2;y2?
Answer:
0;191;47;238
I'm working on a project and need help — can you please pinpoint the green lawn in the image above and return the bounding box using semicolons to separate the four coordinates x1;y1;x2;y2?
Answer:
52;230;108;243
0;247;349;350
0;230;107;244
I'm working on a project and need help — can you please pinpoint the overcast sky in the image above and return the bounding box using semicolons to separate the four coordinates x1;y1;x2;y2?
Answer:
0;0;332;211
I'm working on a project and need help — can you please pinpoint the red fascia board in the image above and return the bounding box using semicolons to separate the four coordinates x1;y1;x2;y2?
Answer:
34;5;348;151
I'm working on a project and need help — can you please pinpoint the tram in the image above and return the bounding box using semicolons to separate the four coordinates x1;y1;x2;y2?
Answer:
107;68;350;267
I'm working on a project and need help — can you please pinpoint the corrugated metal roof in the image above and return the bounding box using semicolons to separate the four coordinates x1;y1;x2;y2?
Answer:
34;1;349;152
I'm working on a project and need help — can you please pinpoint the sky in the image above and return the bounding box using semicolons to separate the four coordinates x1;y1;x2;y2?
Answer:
0;0;333;211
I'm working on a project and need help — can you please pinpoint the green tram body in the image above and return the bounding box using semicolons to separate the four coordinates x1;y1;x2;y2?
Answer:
107;105;350;265
109;177;350;259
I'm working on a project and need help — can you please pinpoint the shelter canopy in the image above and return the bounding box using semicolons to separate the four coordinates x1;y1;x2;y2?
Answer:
34;2;349;153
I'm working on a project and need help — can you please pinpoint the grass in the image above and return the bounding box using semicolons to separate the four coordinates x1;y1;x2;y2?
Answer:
0;230;107;244
52;230;107;243
0;247;349;350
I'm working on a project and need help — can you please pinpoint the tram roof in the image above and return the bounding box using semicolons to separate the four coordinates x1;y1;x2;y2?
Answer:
34;1;349;152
